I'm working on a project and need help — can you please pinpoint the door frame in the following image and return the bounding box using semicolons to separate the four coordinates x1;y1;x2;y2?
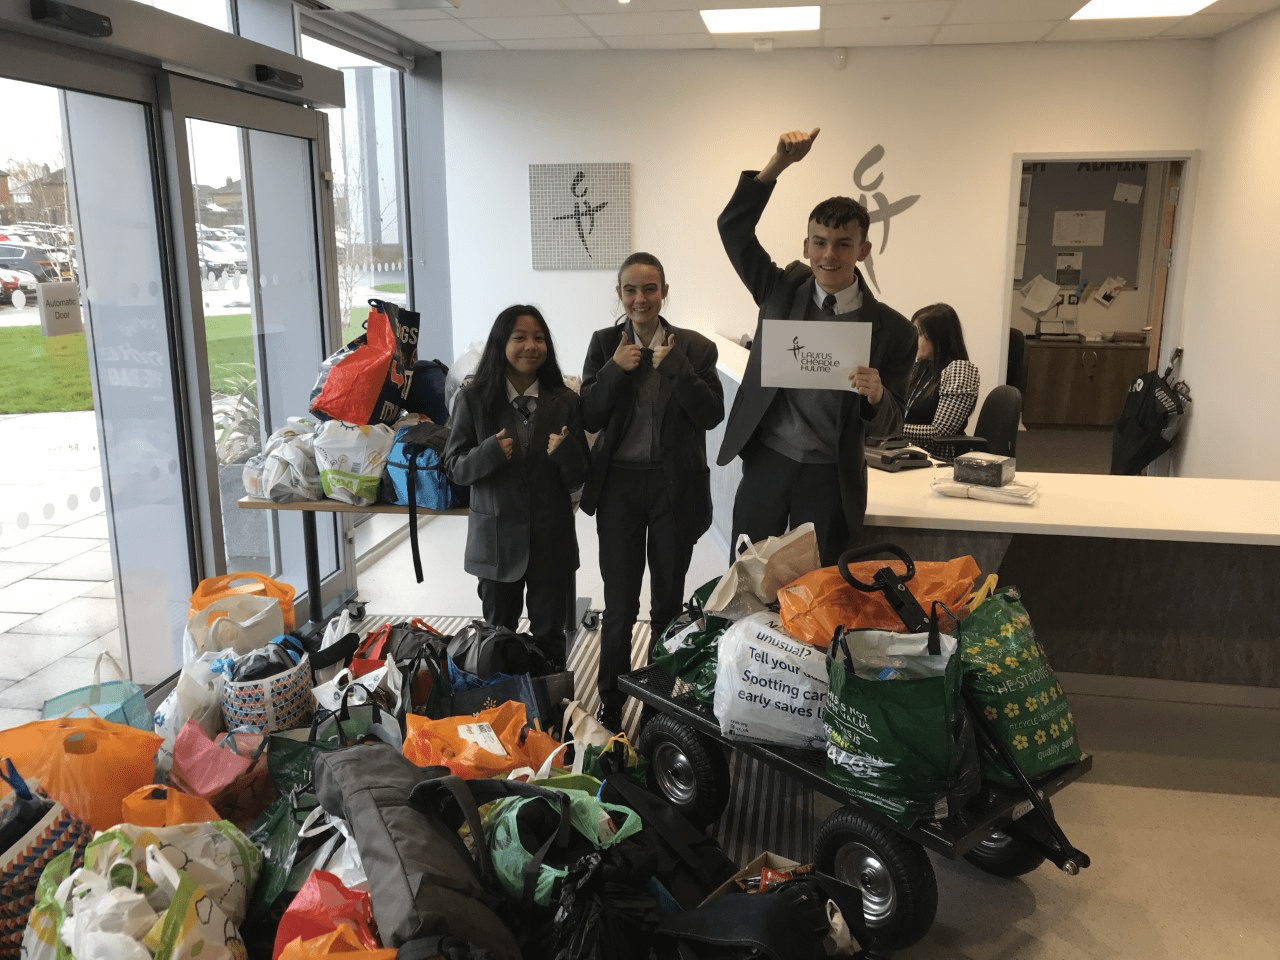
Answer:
1003;150;1200;399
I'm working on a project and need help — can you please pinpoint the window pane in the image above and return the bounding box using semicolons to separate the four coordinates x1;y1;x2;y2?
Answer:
133;0;230;32
300;36;408;330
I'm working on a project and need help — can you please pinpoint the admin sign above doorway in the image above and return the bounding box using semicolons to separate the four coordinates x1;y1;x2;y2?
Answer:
529;162;631;270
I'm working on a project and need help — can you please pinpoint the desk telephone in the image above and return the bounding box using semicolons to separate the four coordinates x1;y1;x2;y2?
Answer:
865;436;932;472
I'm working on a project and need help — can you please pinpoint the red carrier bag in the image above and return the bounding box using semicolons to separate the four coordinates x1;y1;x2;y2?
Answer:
310;300;420;426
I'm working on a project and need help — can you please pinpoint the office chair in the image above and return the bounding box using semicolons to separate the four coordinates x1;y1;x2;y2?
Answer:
937;385;1023;459
1006;328;1027;395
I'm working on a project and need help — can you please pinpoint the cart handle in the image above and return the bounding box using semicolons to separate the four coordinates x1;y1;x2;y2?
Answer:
836;542;930;632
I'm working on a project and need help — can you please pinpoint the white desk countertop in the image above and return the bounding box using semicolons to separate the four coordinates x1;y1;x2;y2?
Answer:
868;466;1280;546
713;333;1280;546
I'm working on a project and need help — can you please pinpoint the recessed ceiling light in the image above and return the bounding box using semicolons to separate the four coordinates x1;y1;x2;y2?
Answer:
700;6;821;34
1072;0;1214;19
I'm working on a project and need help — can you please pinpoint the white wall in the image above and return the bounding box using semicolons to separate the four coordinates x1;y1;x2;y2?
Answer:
439;39;1219;464
1175;10;1280;481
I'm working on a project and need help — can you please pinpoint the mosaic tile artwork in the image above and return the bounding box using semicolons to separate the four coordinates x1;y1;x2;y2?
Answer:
529;162;631;270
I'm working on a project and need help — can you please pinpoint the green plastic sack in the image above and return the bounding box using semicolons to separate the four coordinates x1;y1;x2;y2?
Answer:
824;622;980;825
651;578;727;706
485;786;642;908
959;583;1082;785
21;848;75;960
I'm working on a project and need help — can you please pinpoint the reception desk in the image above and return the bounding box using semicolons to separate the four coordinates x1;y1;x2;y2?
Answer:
709;335;1280;689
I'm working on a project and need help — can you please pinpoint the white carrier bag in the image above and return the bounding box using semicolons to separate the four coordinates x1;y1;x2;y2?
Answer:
712;610;829;749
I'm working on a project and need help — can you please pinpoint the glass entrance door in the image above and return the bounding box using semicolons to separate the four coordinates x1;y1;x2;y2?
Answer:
166;76;354;633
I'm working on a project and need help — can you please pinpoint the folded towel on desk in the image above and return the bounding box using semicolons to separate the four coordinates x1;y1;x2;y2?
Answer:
931;478;1040;506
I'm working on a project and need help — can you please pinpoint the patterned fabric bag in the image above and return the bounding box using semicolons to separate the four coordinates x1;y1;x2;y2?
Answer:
221;640;314;733
958;579;1082;784
0;761;92;959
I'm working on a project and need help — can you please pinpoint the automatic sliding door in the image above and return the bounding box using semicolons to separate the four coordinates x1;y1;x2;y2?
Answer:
169;79;352;623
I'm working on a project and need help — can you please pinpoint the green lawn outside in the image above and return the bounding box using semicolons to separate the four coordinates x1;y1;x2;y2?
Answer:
0;308;368;413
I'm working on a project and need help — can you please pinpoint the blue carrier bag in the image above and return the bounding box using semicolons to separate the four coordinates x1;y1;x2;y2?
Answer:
382;421;469;581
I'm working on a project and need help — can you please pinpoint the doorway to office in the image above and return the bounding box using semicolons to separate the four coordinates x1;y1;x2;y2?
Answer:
1004;153;1194;476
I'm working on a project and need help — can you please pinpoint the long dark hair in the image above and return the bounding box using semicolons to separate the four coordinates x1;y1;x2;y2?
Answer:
466;304;567;415
907;303;970;402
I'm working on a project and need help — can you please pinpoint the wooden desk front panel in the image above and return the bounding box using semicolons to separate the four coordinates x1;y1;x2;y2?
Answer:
1023;341;1147;427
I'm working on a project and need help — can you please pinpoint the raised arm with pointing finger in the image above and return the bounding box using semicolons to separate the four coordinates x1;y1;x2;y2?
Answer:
715;126;917;566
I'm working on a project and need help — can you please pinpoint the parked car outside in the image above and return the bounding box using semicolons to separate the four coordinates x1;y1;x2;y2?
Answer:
0;267;38;306
200;240;248;276
0;242;60;282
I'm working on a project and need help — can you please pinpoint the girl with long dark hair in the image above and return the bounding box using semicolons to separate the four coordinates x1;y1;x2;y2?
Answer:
901;303;980;460
443;304;589;668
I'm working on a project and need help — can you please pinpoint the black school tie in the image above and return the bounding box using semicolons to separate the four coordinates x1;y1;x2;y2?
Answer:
513;396;535;451
822;294;837;316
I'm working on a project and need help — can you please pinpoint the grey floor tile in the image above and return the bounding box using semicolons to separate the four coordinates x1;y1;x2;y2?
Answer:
83;581;119;599
37;551;113;582
0;561;51;590
6;597;120;637
0;706;40;730
0;658;99;710
0;536;100;565
0;522;58;551
0;632;104;681
0;612;34;633
68;629;123;661
48;514;108;539
0;577;95;614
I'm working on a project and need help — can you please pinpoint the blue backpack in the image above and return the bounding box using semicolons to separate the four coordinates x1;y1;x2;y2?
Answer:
382;421;468;581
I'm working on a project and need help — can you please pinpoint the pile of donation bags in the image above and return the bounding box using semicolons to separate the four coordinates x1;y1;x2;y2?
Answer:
241;298;464;513
3;571;873;960
650;525;1083;825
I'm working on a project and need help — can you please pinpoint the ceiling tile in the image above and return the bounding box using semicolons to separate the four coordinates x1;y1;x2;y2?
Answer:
427;39;503;50
712;31;823;49
360;8;451;21
498;36;609;49
934;20;1057;43
947;0;1089;25
1203;0;1280;12
604;33;716;48
824;24;939;45
449;0;568;15
824;2;952;29
459;15;593;39
1159;11;1254;33
1044;17;1183;41
388;18;487;41
578;11;709;36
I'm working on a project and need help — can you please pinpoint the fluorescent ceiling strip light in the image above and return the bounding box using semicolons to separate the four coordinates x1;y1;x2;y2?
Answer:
701;6;820;34
1071;0;1215;19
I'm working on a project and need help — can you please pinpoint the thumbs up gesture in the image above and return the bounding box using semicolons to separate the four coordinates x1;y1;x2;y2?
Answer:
547;425;569;455
613;330;642;372
496;427;514;460
652;332;676;369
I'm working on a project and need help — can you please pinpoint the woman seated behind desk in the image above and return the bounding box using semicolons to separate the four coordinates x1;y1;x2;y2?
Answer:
901;303;980;461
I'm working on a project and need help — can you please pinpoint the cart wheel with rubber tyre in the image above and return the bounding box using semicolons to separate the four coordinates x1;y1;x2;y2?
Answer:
963;800;1053;878
814;806;939;951
635;712;731;827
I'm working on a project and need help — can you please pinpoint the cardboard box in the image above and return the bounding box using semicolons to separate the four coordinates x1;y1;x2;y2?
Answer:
953;452;1016;487
701;851;803;906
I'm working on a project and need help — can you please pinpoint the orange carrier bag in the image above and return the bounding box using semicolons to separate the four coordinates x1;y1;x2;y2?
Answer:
401;701;560;779
189;571;297;631
778;553;982;647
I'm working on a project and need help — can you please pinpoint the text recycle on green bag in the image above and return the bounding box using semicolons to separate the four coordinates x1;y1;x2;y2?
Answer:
959;584;1082;784
823;624;980;825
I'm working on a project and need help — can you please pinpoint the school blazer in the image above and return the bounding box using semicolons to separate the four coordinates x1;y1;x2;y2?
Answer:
716;171;917;538
579;320;724;542
443;382;589;583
